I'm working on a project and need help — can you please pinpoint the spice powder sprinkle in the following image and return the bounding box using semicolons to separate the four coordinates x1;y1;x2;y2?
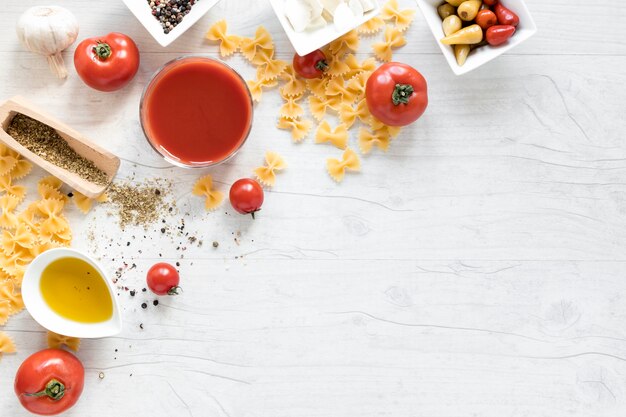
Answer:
6;113;109;186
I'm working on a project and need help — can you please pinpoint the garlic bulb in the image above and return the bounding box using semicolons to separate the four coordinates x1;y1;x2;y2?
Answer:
16;6;79;79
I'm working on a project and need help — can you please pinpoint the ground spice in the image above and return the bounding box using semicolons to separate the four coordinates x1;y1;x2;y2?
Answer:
6;113;109;186
106;180;171;229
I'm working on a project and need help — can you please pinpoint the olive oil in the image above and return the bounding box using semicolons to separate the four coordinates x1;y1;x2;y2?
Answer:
40;257;113;323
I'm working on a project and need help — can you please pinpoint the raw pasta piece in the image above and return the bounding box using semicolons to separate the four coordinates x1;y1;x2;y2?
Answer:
38;198;64;219
0;144;18;158
206;20;242;57
241;26;274;62
255;52;288;81
339;103;359;129
0;251;27;277
326;148;361;182
0;301;9;325
192;175;224;211
0;176;26;202
306;77;329;100
369;117;402;138
47;331;80;351
0;331;16;353
343;55;377;78
247;76;278;103
0;195;20;230
276;117;313;142
309;95;341;121
380;0;416;32
37;183;67;202
95;192;108;203
38;176;63;190
2;223;35;254
325;76;357;102
72;191;94;214
7;158;32;180
280;65;308;97
279;95;305;119
0;279;24;314
329;30;360;56
358;16;385;34
326;55;351;78
358;128;391;154
39;215;70;243
355;98;372;123
249;47;275;66
372;26;407;62
253;151;287;187
346;71;371;101
0;153;17;177
315;121;349;150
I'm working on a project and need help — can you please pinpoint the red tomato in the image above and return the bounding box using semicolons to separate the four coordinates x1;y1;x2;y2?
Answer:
494;3;519;27
365;62;428;127
14;349;84;416
486;25;516;45
229;178;264;217
147;263;181;296
74;32;140;92
483;0;498;5
293;49;328;79
475;9;498;30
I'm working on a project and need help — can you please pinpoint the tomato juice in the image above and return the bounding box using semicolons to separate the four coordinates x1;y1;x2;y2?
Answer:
141;56;253;166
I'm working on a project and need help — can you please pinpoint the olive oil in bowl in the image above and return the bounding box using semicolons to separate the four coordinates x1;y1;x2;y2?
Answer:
40;257;113;323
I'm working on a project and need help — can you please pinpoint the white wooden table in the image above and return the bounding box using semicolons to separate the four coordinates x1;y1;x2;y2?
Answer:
2;0;626;415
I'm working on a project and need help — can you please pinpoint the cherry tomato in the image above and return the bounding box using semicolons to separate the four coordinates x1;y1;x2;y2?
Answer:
14;349;84;416
74;32;140;92
365;62;428;127
293;49;328;79
483;0;498;5
475;9;498;30
494;3;519;27
229;178;264;217
147;263;181;296
486;25;516;46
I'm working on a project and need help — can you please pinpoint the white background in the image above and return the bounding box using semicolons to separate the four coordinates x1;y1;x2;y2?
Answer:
1;0;626;416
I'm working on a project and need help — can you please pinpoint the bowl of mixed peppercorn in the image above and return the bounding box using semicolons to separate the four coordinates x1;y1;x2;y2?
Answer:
123;0;221;47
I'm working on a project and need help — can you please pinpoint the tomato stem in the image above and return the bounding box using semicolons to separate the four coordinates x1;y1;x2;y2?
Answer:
392;84;415;106
315;59;329;73
23;379;65;401
167;286;182;296
93;42;112;60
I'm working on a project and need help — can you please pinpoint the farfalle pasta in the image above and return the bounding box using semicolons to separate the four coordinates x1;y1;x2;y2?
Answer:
306;78;329;100
279;94;305;119
192;175;224;211
2;224;35;255
380;0;416;32
325;77;356;102
241;26;274;62
370;117;402;138
328;30;360;57
309;95;341;121
327;148;361;182
0;331;16;354
280;65;308;97
206;20;242;57
255;51;288;81
0;195;20;230
0;175;26;202
358;128;391;154
372;26;407;62
254;151;287;187
315;121;349;150
277;117;313;142
0;280;23;315
247;76;278;103
358;16;385;34
7;158;32;180
0;153;17;177
339;103;359;129
71;190;106;214
47;331;80;351
343;55;377;79
346;71;371;101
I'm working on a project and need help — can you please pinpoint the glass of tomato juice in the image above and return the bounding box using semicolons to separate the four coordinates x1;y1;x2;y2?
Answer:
140;55;253;167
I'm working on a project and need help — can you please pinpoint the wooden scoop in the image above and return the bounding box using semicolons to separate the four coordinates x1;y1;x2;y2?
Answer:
0;96;120;198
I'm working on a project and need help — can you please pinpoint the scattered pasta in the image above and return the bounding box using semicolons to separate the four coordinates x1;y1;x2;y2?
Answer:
358;128;392;154
240;26;274;62
47;331;80;351
315;121;349;150
327;148;361;182
380;0;416;32
254;151;287;187
277;117;313;142
358;16;385;34
0;175;26;202
192;175;224;211
279;94;305;119
372;26;407;62
206;20;242;57
280;65;308;97
0;331;16;354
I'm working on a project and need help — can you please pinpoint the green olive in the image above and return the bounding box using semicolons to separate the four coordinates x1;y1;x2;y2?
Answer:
437;3;457;20
442;15;462;36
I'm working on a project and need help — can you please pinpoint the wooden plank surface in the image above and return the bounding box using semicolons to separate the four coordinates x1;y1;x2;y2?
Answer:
1;0;626;416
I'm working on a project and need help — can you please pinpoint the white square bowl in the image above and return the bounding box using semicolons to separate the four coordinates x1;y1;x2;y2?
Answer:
416;0;537;75
123;0;220;47
270;0;382;56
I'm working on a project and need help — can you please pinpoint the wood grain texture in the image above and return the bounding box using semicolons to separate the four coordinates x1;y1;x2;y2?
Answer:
1;0;626;416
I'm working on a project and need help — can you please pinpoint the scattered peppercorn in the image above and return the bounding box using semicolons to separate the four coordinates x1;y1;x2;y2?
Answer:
141;303;147;309
213;241;219;248
130;290;136;297
153;300;159;306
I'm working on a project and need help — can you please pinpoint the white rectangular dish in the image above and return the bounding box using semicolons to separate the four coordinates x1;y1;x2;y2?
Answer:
416;0;537;75
270;0;381;56
123;0;220;47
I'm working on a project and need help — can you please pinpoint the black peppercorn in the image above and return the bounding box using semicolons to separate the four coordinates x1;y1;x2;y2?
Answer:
141;303;147;309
